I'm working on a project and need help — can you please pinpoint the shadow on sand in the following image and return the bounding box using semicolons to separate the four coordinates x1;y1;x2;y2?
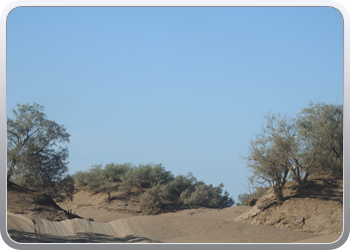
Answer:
8;230;161;243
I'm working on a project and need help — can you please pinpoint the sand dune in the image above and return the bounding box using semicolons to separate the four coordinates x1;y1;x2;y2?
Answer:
7;206;336;244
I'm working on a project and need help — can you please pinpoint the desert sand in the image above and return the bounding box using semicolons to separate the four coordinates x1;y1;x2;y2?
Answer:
7;176;343;244
7;206;341;244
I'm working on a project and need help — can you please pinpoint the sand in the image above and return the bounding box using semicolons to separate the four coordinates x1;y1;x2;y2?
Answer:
7;206;341;244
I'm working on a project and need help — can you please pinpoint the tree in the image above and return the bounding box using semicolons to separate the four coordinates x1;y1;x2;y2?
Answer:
246;113;293;205
104;163;131;182
297;102;343;176
7;103;70;198
246;102;343;205
237;193;251;206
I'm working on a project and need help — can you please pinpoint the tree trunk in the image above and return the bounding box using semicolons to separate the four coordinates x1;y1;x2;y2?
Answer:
7;160;16;181
273;185;284;205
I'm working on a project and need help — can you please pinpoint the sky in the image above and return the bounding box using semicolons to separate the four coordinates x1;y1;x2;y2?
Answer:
6;7;343;202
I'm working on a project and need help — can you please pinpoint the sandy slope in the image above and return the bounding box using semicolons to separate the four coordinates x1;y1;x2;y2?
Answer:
7;206;336;244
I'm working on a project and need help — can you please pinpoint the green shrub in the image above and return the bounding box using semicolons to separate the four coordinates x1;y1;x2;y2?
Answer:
140;184;169;215
180;183;234;208
139;172;234;214
236;186;269;206
149;164;175;185
73;170;92;188
104;163;131;182
119;167;138;192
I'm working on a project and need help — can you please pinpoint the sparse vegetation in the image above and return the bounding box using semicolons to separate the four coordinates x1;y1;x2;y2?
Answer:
72;166;234;215
242;102;342;206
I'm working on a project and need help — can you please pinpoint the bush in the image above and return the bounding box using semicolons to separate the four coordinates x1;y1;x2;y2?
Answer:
236;186;269;206
236;193;251;206
149;164;175;185
119;163;175;192
119;167;138;192
140;184;169;215
73;170;91;188
180;183;234;208
104;163;131;182
139;172;234;214
86;164;105;193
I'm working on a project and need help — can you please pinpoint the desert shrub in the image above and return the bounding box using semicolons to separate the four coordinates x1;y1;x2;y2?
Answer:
86;164;105;193
149;164;175;185
139;184;170;215
104;163;131;182
72;164;115;202
119;167;138;192
236;186;269;206
180;183;234;208
140;172;234;214
73;170;91;188
118;163;175;192
140;173;197;215
236;193;251;206
165;173;197;198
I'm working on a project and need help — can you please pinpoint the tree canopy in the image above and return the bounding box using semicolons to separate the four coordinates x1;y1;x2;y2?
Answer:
7;103;71;198
245;102;342;205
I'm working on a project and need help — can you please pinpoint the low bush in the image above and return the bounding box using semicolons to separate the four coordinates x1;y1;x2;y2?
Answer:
140;172;234;214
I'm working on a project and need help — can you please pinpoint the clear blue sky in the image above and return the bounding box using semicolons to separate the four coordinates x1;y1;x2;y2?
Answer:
6;7;343;202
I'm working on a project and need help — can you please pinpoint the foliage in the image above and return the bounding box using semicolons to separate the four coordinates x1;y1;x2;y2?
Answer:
246;113;292;205
118;163;175;192
236;193;251;206
139;184;169;215
8;103;71;199
246;102;343;205
180;182;234;208
118;167;138;192
73;170;92;188
74;164;115;202
236;186;270;206
139;172;234;214
73;164;233;214
297;102;343;176
104;163;131;182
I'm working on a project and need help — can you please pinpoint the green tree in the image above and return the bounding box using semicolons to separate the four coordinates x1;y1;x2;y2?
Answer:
104;163;131;182
246;102;343;205
7;103;71;198
297;102;343;176
119;167;138;192
246;113;293;205
237;193;251;206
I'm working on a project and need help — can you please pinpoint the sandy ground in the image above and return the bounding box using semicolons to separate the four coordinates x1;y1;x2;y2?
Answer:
7;206;341;244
